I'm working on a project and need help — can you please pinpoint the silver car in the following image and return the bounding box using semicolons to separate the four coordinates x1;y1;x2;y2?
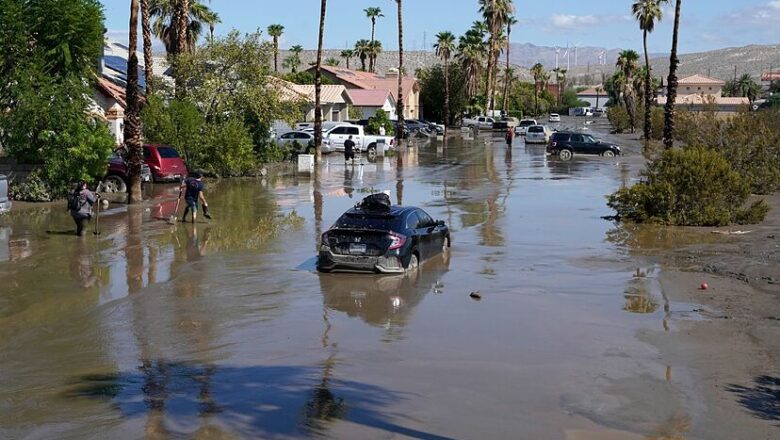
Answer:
277;131;336;154
525;125;552;144
0;174;10;213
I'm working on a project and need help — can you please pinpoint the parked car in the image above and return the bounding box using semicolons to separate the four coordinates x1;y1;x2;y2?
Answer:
324;124;395;156
547;131;621;160
525;125;552;144
492;116;519;131
399;119;431;133
103;149;153;193
515;118;538;135
317;194;451;273
0;174;10;213
277;131;315;151
573;107;594;117
548;113;561;123
593;108;605;117
300;121;342;135
462;116;495;129
143;144;189;182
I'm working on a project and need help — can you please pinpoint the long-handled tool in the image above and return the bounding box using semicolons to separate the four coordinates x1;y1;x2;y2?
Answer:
169;183;184;225
93;181;103;236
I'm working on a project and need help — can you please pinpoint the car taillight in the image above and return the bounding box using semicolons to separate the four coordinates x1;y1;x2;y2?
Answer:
387;231;406;250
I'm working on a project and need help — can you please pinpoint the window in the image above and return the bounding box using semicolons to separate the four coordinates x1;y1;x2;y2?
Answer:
281;133;295;139
584;135;596;143
697;87;701;91
416;210;434;228
407;213;420;229
347;127;360;135
157;147;180;158
571;134;584;142
296;133;310;139
330;127;347;135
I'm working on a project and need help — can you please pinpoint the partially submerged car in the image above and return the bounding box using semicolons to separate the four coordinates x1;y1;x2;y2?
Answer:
547;131;621;160
104;149;152;193
515;118;537;135
317;194;451;274
144;144;189;182
525;125;552;144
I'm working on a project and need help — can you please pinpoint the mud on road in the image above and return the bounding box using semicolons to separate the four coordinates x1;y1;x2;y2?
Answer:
0;117;777;439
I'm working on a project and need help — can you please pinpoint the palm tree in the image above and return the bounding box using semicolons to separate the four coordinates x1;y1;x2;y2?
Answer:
286;44;304;73
633;0;663;145
617;49;640;132
176;0;189;55
268;24;285;73
736;73;761;102
394;0;405;145
354;39;370;71
663;0;681;148
364;7;384;44
141;0;154;94
314;0;327;163
325;57;340;67
503;15;517;111
340;49;354;69
501;67;516;111
204;9;220;42
458;24;488;101
367;40;383;72
435;31;456;135
479;0;514;112
149;0;218;56
530;63;545;115
126;0;144;204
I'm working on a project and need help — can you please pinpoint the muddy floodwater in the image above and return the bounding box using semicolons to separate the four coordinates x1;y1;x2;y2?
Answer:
0;125;774;439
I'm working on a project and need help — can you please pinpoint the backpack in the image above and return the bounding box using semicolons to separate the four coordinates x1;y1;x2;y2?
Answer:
67;190;83;211
359;193;391;211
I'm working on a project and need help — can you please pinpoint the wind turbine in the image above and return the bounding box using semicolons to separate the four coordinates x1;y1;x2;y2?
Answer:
564;42;570;70
572;41;582;67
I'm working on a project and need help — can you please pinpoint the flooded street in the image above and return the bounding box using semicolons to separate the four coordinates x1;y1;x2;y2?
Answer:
0;125;773;439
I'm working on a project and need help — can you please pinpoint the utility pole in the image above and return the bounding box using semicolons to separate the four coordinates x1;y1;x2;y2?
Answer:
734;65;737;82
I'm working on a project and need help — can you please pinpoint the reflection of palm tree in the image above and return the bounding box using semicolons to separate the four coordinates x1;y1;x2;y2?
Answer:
303;354;346;431
126;206;145;294
314;167;324;252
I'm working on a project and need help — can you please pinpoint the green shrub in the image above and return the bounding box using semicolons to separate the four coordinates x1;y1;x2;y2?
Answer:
9;170;53;202
367;109;395;136
201;118;257;176
607;147;769;226
607;106;630;133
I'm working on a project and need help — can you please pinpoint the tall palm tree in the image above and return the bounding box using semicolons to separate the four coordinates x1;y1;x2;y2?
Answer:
141;0;154;94
479;0;514;112
530;62;545;115
126;0;144;204
354;39;370;71
503;15;517;111
204;9;220;42
176;0;189;55
367;40;383;72
435;31;456;135
663;0;681;148
365;7;384;44
394;0;405;145
617;49;640;132
286;45;304;73
340;49;354;69
736;73;761;102
633;0;663;145
150;0;217;56
458;23;488;101
314;0;327;163
268;24;285;73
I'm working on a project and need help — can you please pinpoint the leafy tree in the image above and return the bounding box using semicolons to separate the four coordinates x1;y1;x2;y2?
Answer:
367;109;395;136
418;64;467;126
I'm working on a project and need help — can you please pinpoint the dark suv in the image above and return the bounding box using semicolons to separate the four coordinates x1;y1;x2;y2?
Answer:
317;196;450;274
547;131;621;160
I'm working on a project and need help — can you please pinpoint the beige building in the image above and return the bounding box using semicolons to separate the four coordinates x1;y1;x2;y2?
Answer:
656;74;749;112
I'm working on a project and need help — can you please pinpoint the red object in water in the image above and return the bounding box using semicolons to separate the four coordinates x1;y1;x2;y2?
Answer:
700;282;709;290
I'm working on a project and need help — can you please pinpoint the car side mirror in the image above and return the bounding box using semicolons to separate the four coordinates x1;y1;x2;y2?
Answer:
436;220;446;227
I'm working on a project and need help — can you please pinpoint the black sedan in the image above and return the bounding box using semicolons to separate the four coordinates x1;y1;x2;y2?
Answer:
317;196;450;274
547;131;621;160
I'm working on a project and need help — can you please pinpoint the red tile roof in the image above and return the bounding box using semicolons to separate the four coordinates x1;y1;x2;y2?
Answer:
308;65;418;101
656;95;749;106
96;77;127;108
347;89;393;107
678;74;725;86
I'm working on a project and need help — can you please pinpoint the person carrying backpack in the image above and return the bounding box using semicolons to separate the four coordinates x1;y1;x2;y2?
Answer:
180;171;208;224
68;180;97;236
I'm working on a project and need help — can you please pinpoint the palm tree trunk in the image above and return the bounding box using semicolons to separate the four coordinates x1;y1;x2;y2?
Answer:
395;0;405;146
141;0;153;94
314;0;327;164
643;30;652;146
126;0;143;204
444;56;450;138
346;57;350;69
663;0;682;149
273;37;279;73
502;26;511;111
177;0;189;55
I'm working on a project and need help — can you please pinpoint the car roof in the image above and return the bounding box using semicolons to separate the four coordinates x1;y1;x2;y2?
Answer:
345;205;418;217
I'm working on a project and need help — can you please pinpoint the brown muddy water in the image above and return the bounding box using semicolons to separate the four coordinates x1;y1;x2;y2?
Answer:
1;129;706;439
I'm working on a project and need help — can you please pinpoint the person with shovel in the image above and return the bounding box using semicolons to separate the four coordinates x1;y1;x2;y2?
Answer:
68;180;97;236
180;171;209;224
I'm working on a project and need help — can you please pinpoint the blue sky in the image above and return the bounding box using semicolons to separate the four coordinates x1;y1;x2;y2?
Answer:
102;0;780;53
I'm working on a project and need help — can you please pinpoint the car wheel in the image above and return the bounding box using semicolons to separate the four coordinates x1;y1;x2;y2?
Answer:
406;252;419;272
602;150;616;158
442;236;451;252
103;175;127;193
366;145;377;159
559;149;573;160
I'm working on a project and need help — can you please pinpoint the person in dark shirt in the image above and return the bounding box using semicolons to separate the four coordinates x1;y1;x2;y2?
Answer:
68;180;97;236
344;135;356;163
180;171;208;224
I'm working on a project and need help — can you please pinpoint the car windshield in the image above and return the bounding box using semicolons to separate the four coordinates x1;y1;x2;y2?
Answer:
335;212;404;232
528;126;543;133
584;135;597;143
520;120;534;126
157;147;180;158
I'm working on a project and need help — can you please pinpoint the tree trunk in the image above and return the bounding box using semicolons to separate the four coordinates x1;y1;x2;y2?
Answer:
141;0;153;94
126;0;143;204
273;37;279;72
395;0;405;146
663;0;682;149
502;25;511;111
314;0;327;164
346;57;350;69
444;57;450;138
643;30;652;146
177;0;189;55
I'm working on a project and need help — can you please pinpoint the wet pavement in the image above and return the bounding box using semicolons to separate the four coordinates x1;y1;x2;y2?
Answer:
1;123;702;439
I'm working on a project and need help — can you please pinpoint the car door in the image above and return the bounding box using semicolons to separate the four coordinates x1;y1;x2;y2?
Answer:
406;211;425;259
347;126;362;150
328;127;348;150
569;134;586;153
417;209;443;257
583;135;601;154
279;132;295;146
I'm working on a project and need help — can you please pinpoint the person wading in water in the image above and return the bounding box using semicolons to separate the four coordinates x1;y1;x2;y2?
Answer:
344;135;356;164
180;171;209;224
68;180;97;236
505;127;515;147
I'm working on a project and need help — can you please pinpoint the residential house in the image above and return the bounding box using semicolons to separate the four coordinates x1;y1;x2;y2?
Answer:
305;65;420;120
92;78;130;146
656;74;749;113
576;87;608;110
347;89;396;120
270;77;352;123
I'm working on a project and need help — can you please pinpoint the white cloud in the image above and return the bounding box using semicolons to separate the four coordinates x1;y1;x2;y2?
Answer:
769;1;780;11
724;1;780;25
550;14;601;29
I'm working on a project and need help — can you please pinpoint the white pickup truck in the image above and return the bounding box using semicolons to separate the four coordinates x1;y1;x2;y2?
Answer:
324;124;395;155
462;116;495;129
